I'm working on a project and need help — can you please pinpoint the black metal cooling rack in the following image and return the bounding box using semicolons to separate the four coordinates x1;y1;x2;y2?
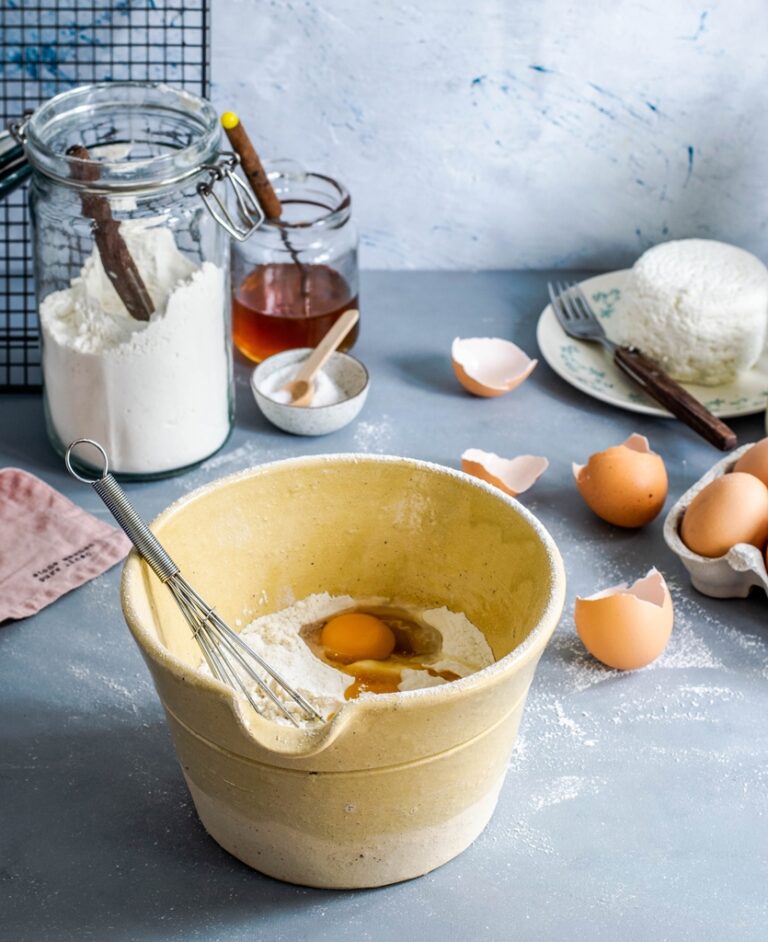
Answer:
0;1;210;391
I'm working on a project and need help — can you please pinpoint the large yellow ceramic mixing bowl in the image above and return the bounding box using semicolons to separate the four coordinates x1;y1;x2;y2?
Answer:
121;455;565;888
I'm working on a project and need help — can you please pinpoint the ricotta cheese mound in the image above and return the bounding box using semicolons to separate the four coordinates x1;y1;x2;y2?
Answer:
615;239;768;386
199;593;494;726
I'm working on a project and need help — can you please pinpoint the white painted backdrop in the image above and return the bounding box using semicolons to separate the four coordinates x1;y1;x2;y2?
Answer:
212;1;768;270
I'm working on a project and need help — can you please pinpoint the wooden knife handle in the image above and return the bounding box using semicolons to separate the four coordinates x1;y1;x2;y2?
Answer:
614;346;738;451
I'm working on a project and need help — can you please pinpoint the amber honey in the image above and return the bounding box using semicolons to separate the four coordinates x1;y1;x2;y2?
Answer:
233;262;359;362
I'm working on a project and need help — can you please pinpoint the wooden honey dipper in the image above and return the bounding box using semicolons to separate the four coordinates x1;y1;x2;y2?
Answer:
66;144;154;322
220;111;282;220
220;112;310;313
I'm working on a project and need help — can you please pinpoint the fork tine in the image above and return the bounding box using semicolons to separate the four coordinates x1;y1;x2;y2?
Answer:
559;281;585;319
554;281;574;318
556;281;583;322
547;281;570;320
570;281;596;319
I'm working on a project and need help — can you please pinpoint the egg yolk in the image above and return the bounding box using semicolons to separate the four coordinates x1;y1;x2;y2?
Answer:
320;613;396;662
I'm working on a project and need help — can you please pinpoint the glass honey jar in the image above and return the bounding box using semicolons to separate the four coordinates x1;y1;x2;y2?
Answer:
230;163;359;362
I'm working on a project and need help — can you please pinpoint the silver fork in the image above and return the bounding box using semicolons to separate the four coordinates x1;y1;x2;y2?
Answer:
547;280;737;451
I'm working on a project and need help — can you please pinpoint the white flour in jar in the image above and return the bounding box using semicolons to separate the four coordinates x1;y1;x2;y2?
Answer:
40;223;230;475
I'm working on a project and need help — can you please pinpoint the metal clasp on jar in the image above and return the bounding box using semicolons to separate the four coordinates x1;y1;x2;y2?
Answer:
197;153;264;241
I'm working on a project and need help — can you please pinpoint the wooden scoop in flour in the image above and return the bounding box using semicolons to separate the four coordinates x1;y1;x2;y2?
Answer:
66;144;154;321
281;308;360;406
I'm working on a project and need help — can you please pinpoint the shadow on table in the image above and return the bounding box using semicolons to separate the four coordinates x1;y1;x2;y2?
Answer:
388;352;465;395
0;394;62;475
1;709;370;942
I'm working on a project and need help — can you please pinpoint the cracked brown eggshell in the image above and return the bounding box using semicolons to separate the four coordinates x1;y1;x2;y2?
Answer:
451;337;537;397
461;449;548;497
573;433;668;528
575;569;673;671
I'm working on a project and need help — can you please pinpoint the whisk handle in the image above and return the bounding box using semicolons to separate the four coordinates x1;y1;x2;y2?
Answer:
65;440;179;583
93;475;179;581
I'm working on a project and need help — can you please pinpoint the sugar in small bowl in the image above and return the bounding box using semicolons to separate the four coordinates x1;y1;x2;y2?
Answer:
251;348;369;435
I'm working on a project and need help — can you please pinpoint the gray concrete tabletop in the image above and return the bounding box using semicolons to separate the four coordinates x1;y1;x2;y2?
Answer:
2;271;767;942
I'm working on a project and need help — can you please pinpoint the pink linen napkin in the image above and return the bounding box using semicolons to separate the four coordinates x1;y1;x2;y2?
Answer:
0;467;131;621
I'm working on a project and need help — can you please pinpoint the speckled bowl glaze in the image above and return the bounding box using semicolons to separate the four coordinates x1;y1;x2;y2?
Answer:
664;443;768;598
121;455;566;888
251;348;369;435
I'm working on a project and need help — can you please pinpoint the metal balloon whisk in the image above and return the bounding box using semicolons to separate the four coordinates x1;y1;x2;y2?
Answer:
65;439;321;726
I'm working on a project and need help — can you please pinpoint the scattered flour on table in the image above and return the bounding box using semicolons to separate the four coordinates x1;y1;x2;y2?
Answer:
530;775;605;812
352;416;393;453
173;441;285;490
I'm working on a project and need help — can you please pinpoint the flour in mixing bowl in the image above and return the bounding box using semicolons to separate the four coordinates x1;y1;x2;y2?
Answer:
198;593;494;725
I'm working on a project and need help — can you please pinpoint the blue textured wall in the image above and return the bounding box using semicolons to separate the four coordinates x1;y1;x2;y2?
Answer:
212;1;768;270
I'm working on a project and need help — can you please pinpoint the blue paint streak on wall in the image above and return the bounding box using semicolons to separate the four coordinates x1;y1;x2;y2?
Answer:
529;65;555;74
686;145;695;184
682;10;708;40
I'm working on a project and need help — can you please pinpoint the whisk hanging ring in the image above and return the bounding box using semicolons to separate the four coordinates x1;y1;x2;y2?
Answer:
65;438;109;483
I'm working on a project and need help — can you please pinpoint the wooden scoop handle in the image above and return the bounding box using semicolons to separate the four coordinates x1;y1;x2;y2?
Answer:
67;144;154;322
614;346;738;451
291;309;360;385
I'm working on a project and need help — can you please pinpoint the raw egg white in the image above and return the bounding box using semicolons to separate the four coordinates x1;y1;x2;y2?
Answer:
573;433;668;528
461;449;548;497
575;568;673;670
451;337;537;397
680;471;768;558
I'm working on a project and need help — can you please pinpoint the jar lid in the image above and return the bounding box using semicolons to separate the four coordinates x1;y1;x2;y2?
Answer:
24;81;220;193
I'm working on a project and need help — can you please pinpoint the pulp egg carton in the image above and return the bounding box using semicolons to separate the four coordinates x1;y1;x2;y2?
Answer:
663;443;768;599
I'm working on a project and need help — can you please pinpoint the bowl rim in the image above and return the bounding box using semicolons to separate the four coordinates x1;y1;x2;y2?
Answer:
121;453;566;722
250;348;370;412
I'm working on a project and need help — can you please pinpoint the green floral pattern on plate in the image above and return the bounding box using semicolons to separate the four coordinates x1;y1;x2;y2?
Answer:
539;271;768;419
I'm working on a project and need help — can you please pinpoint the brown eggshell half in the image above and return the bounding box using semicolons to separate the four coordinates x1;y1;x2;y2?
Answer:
575;568;673;671
573;433;668;528
461;449;548;497
451;337;537;397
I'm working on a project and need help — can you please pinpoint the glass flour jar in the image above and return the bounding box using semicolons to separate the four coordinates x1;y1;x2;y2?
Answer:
16;82;256;478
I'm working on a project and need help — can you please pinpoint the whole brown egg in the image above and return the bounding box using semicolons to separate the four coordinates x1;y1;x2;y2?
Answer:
573;433;668;528
680;472;768;558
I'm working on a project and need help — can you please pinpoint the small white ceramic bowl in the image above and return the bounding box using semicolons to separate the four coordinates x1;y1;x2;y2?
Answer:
251;348;369;436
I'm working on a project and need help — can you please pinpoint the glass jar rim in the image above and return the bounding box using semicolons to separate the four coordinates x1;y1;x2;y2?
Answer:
260;168;352;231
24;81;220;193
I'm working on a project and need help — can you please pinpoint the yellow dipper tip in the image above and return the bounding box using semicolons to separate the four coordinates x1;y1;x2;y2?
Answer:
220;111;240;130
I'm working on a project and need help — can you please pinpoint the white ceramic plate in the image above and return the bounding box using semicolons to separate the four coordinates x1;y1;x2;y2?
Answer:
536;270;768;419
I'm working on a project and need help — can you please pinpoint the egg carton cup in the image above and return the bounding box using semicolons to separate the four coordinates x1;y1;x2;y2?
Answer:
663;443;768;599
